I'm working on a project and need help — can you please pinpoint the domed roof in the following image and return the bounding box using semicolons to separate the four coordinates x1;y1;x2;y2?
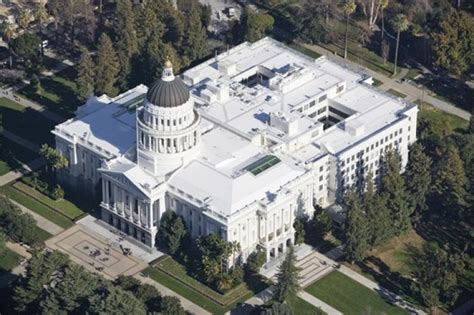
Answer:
146;61;190;108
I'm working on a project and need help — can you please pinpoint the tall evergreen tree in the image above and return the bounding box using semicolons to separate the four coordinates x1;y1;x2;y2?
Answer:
183;6;208;62
114;0;138;89
156;210;187;255
160;296;185;315
380;149;412;235
95;33;120;97
273;245;301;303
404;143;432;216
363;170;390;247
411;243;465;312
88;285;147;315
76;50;95;101
433;145;468;217
344;187;369;262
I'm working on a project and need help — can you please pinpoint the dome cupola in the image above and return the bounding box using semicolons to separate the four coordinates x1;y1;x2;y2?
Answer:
146;60;190;108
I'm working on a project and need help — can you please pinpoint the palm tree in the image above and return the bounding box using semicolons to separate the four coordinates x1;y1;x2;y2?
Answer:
33;4;49;55
380;0;389;40
390;14;409;76
343;0;357;60
1;21;16;68
17;10;32;30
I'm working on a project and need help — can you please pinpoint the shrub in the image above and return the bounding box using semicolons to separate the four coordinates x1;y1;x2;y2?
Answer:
246;251;266;274
52;184;64;200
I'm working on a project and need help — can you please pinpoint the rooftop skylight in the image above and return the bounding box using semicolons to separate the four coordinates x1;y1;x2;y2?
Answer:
244;155;281;175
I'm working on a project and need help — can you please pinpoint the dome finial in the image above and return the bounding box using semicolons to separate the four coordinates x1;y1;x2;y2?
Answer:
162;56;175;82
165;56;172;69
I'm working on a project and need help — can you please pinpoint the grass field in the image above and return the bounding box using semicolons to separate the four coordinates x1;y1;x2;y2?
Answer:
288;43;322;60
305;271;407;315
18;67;80;118
372;78;383;87
0;184;74;229
288;296;323;314
417;100;469;136
33;225;52;242
0;136;38;176
0;97;56;145
145;256;264;315
14;181;84;221
0;248;21;275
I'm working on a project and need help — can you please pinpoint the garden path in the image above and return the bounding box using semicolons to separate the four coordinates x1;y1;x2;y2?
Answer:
9;199;64;235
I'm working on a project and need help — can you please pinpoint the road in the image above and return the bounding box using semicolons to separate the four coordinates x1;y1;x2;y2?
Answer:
302;43;471;121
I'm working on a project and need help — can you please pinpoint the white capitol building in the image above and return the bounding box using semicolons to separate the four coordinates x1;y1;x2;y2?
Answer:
52;38;418;262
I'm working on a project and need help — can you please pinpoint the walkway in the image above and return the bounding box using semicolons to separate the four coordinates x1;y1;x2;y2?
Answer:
135;273;212;315
297;291;342;315
302;43;471;120
9;199;64;235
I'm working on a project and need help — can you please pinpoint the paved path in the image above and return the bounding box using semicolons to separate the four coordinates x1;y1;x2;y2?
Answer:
338;265;426;315
302;43;471;120
134;273;212;315
298;291;342;315
9;199;64;235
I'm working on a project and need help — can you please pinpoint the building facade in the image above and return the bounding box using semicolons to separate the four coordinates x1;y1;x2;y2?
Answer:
53;38;418;263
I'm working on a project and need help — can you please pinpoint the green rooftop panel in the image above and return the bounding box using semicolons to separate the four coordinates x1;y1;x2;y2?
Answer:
244;155;281;175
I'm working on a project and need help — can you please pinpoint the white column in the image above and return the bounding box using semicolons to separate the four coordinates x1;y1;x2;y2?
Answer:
148;201;153;228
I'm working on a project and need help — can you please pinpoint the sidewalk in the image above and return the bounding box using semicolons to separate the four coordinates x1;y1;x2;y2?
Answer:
302;43;470;121
134;273;212;315
0;157;45;187
9;199;64;235
298;291;342;315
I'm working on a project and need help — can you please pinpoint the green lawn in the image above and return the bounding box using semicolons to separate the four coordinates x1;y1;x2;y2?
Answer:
288;296;324;314
0;136;38;176
372;78;383;87
0;184;74;229
14;181;84;220
0;97;56;145
305;271;407;315
144;261;259;315
417;100;468;136
18;67;80;118
386;89;407;98
33;225;52;242
0;248;21;275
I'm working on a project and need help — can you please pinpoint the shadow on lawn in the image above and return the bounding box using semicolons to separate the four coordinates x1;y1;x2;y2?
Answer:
19;68;80;118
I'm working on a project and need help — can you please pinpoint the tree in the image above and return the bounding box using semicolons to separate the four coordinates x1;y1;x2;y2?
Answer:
404;143;432;217
357;0;385;29
95;33;120;97
380;0;389;39
40;144;68;175
343;0;357;59
344;187;369;262
246;250;266;274
76;50;95;101
293;216;306;245
160;296;185;315
156;210;187;255
244;10;274;43
312;205;332;240
33;4;48;55
12;32;41;72
17;10;32;30
259;301;293;315
411;243;465;312
30;74;41;94
0;230;7;255
182;6;208;62
134;284;162;311
380;149;412;235
0;196;38;245
88;285;147;315
433;145;468;217
1;21;16;68
381;40;390;65
390;14;409;76
114;0;139;89
273;245;301;303
432;10;474;77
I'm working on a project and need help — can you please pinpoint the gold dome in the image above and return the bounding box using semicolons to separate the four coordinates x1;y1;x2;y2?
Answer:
164;58;173;68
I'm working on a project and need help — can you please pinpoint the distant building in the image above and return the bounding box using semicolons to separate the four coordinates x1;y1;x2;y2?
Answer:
53;38;418;262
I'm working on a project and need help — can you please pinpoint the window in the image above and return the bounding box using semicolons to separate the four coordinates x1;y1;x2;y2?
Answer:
320;166;323;172
319;94;327;102
337;85;344;93
329;106;349;119
371;144;374;150
310;100;316;107
319;185;323;191
319;175;323;181
309;112;317;118
399;128;402;133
